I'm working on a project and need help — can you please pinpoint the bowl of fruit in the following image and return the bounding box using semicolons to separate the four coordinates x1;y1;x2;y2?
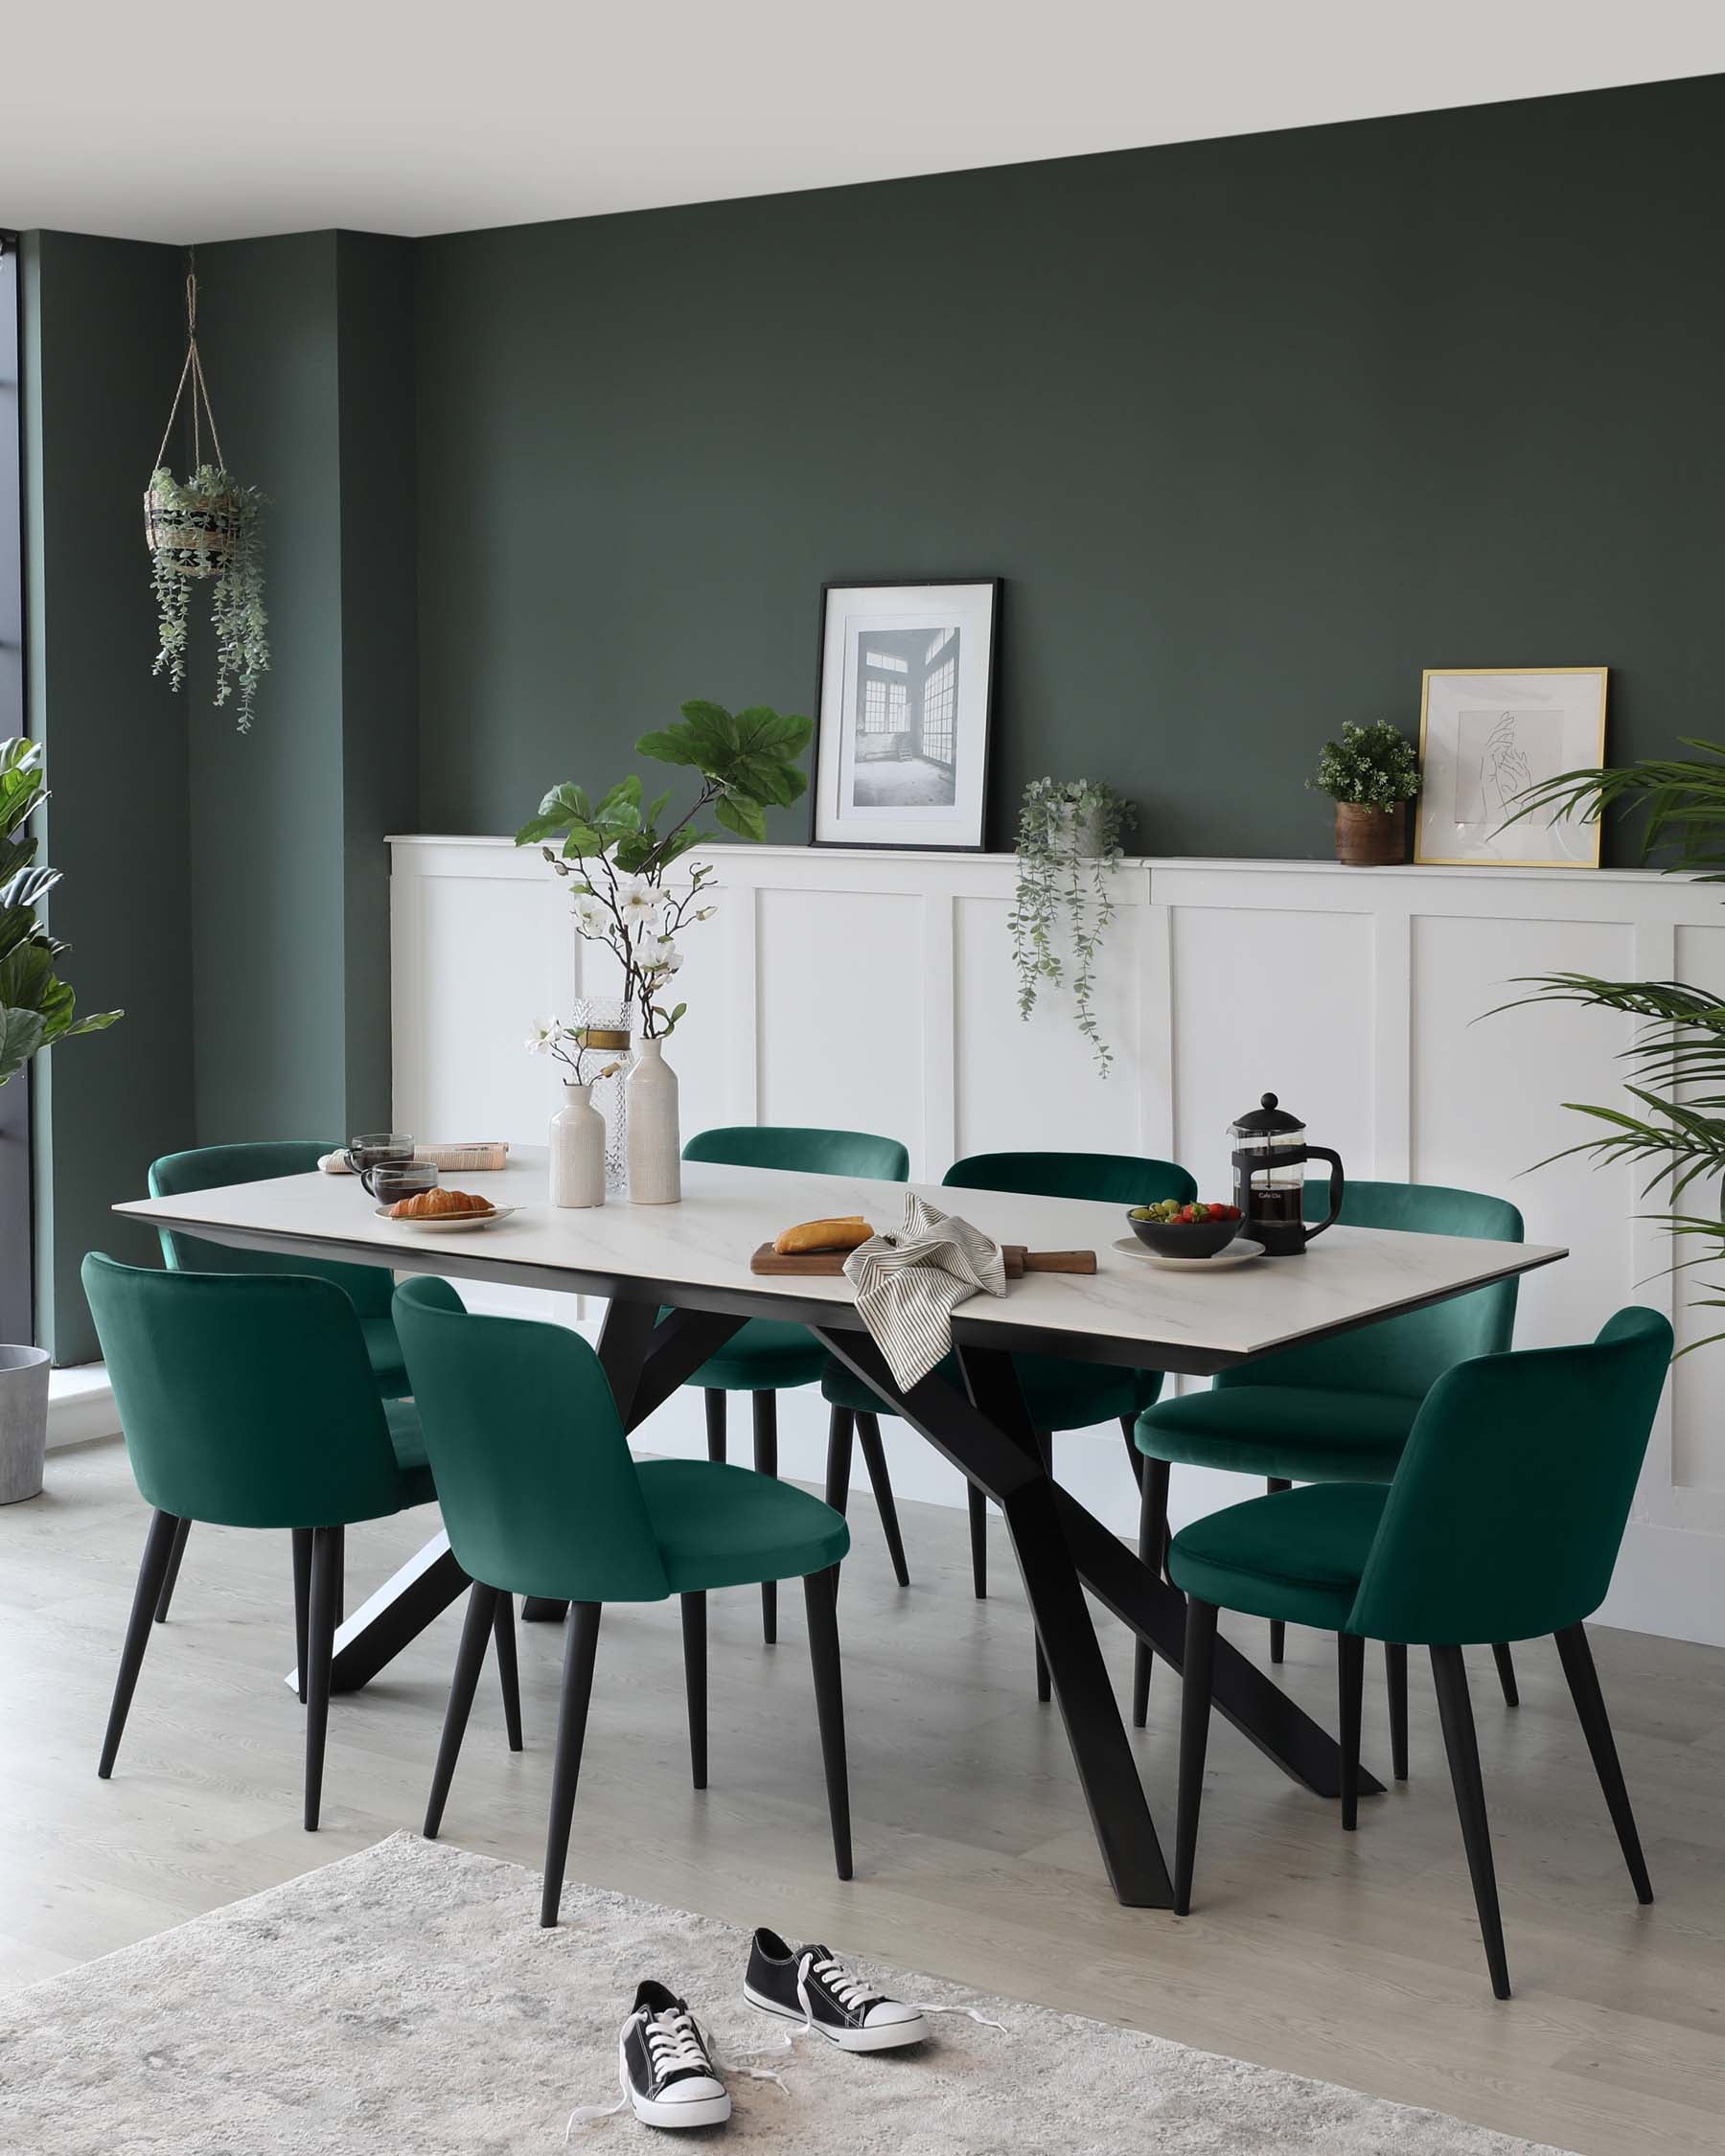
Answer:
1127;1198;1243;1259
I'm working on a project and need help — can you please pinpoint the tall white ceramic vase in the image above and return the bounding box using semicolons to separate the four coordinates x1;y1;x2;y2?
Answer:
550;1082;607;1208
626;1036;681;1204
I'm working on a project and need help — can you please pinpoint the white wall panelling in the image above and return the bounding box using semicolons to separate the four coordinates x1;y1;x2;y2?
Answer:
392;837;1725;1647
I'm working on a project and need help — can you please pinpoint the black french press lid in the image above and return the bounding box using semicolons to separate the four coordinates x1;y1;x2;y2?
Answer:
1231;1091;1303;1135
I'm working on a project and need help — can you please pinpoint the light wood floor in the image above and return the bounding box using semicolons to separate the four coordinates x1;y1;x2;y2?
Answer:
4;1440;1723;2154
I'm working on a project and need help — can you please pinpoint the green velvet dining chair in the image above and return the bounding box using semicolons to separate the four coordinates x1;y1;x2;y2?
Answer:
80;1252;511;1833
1134;1180;1523;1751
394;1276;854;1926
1167;1307;1670;1998
820;1149;1195;1699
144;1141;422;1643
679;1125;911;1645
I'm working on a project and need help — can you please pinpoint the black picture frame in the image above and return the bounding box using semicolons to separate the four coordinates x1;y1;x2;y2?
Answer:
809;577;1001;852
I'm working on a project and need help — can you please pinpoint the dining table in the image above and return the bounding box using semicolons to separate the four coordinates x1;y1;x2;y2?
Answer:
117;1151;1564;1909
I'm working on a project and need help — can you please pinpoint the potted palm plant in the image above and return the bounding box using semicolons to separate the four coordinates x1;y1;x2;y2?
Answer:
0;739;122;1502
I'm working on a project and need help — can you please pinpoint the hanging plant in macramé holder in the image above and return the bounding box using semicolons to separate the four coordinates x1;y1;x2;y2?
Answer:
145;267;270;732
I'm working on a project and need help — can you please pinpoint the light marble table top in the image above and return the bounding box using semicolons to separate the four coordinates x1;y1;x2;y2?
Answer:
117;1151;1564;1378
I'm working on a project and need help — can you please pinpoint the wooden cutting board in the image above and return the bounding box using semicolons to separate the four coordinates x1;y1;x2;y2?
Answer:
750;1243;1096;1276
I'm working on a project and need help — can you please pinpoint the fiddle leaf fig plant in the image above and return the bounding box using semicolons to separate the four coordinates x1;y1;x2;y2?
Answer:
1008;777;1135;1074
517;700;811;1040
0;739;123;1086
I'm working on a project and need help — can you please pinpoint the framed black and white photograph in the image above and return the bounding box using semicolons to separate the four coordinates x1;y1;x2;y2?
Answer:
812;579;1000;849
1414;667;1609;868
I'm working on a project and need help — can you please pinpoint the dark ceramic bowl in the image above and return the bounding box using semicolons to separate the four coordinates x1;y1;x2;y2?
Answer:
1127;1211;1241;1259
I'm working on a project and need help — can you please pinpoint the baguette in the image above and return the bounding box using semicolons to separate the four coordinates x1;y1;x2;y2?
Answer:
772;1215;873;1256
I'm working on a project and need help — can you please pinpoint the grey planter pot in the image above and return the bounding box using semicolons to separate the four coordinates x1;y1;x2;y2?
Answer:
0;1345;51;1504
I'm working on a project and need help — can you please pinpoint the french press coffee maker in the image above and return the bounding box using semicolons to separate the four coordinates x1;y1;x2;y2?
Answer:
1229;1092;1346;1256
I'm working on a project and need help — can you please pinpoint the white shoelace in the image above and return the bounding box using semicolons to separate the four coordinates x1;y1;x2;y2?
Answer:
565;2007;793;2138
794;1949;1010;2039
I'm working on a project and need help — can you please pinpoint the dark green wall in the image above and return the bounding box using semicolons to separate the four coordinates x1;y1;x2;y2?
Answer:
414;76;1725;860
22;233;194;1361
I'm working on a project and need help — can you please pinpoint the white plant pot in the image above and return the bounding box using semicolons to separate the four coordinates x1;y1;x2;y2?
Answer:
550;1082;607;1207
0;1344;51;1504
625;1037;681;1204
1049;801;1107;857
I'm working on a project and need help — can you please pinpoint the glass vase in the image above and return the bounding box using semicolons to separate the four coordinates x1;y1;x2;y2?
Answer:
570;998;634;1196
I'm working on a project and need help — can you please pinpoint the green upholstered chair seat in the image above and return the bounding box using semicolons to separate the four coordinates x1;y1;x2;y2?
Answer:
821;1349;1159;1430
684;1318;830;1394
1137;1387;1417;1484
381;1400;438;1511
638;1459;851;1592
1168;1482;1389;1630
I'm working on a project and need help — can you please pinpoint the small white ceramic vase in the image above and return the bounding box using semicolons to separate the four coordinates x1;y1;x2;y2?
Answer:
625;1036;681;1204
550;1082;607;1208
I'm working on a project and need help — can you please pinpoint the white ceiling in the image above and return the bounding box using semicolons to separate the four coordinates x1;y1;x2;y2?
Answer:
5;3;1721;244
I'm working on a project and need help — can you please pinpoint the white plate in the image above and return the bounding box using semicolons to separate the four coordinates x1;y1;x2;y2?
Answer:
374;1204;519;1232
1112;1235;1265;1271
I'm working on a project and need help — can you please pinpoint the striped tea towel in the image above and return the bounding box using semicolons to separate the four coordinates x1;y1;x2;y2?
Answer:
841;1190;1008;1391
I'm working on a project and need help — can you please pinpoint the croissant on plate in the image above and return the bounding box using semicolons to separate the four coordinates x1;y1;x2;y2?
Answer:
388;1186;494;1219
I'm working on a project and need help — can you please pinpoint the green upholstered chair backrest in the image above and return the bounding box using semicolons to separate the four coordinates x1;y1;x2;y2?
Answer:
81;1252;406;1531
681;1126;911;1181
149;1141;394;1319
392;1277;671;1605
1349;1307;1671;1644
1218;1180;1523;1402
942;1151;1196;1207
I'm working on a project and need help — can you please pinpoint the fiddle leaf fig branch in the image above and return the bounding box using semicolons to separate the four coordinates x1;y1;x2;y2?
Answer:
516;700;811;1040
0;739;123;1087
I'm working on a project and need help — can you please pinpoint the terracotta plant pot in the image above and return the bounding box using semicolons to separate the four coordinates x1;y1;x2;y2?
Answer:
1334;801;1406;867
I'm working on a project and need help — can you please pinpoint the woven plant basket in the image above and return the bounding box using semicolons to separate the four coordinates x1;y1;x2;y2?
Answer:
144;479;239;580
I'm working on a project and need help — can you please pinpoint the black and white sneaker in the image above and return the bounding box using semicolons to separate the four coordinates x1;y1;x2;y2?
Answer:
618;1980;731;2129
744;1929;930;2052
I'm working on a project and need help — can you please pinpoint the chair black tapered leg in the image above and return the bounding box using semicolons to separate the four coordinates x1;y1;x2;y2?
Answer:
1431;1642;1510;1999
825;1406;854;1513
98;1509;182;1779
704;1388;727;1464
1267;1479;1291;1663
968;1484;987;1598
424;1581;501;1838
291;1527;312;1705
1554;1623;1653;1904
152;1516;192;1624
331;1531;346;1626
1132;1457;1170;1729
303;1525;343;1832
1491;1641;1520;1707
1033;1431;1054;1704
1117;1415;1145;1490
540;1602;602;1927
681;1593;707;1788
493;1593;524;1753
802;1566;852;1880
1338;1631;1365;1830
753;1392;778;1644
855;1412;910;1587
1174;1595;1218;1915
1386;1641;1409;1780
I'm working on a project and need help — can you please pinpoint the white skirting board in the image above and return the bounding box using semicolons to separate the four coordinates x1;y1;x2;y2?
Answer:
391;837;1725;1650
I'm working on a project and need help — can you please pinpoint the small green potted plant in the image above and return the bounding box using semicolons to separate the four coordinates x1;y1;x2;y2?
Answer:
0;739;122;1502
1008;777;1135;1073
1307;722;1421;865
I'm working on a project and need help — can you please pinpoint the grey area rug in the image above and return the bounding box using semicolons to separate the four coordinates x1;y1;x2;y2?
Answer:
0;1833;1576;2155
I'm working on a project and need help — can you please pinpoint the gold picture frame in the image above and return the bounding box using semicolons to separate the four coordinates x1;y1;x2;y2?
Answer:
1414;667;1609;868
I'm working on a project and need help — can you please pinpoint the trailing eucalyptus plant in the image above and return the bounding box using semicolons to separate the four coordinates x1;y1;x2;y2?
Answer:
146;464;270;731
1497;740;1725;1350
1008;777;1135;1074
516;700;812;1040
0;739;122;1085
